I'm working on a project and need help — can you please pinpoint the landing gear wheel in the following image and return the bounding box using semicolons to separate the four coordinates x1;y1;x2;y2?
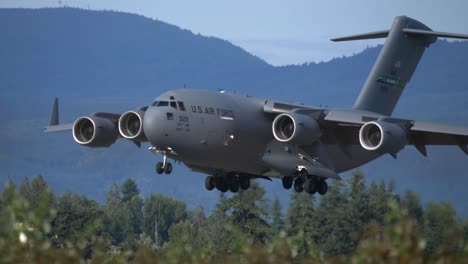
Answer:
317;180;328;195
215;177;228;193
205;176;215;191
304;178;317;194
156;162;164;174
282;176;293;189
229;177;240;193
163;163;172;174
239;177;250;190
294;177;304;193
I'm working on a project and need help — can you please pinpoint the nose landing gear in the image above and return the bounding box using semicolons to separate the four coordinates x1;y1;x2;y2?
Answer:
156;155;172;174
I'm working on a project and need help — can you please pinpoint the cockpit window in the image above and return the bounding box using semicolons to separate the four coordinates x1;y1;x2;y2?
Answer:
178;102;186;111
158;101;169;107
170;101;177;109
151;101;159;107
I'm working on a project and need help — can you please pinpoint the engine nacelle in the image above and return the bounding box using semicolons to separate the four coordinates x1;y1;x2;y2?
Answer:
359;121;407;154
272;113;321;145
72;115;119;147
118;109;147;142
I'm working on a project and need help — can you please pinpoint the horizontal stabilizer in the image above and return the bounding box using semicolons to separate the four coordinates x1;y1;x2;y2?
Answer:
402;28;468;39
331;30;389;42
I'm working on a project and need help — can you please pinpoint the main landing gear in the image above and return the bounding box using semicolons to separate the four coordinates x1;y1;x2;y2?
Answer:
156;155;172;174
205;174;250;193
282;169;328;195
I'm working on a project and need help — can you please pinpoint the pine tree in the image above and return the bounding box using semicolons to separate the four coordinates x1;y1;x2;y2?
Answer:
18;176;32;202
222;181;271;244
51;193;103;246
347;170;370;247
143;194;187;246
271;195;284;235
316;179;353;255
401;190;423;223
285;191;317;258
121;178;139;203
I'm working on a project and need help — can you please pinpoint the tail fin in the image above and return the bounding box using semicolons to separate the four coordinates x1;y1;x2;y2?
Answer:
332;16;468;116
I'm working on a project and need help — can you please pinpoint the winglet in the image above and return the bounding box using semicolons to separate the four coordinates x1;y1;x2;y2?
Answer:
44;97;73;133
49;97;59;126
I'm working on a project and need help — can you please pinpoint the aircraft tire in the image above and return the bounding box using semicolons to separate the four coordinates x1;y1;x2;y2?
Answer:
294;177;304;192
215;177;228;193
164;163;172;174
282;176;293;189
239;177;250;190
229;177;240;193
304;178;317;194
205;176;215;191
156;162;164;174
317;180;328;195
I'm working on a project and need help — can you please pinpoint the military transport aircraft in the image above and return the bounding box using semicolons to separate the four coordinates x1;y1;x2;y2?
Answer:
45;16;468;195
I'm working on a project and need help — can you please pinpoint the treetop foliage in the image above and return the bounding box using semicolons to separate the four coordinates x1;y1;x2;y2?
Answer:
0;172;467;263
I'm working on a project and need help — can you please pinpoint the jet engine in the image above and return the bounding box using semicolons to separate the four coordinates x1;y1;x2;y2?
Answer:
72;115;119;147
272;113;321;145
359;121;407;154
118;108;147;142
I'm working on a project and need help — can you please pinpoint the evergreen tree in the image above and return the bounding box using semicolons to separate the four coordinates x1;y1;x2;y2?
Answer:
51;193;103;246
143;194;187;246
105;183;121;207
21;175;55;210
423;202;462;255
271;195;284;235
316;179;353;255
18;176;32;203
103;179;143;247
285;191;317;258
121;178;139;203
347;170;370;247
168;207;213;252
367;180;391;225
401;190;423;223
221;181;271;244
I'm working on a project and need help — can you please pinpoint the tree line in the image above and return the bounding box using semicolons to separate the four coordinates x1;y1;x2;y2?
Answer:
0;171;467;263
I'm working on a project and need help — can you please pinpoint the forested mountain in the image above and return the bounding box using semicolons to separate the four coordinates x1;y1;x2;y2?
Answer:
1;8;468;215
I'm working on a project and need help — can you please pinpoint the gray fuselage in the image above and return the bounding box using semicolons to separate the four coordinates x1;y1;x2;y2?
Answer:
143;89;382;178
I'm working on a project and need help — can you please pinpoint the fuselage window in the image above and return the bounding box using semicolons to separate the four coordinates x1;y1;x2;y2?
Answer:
158;101;169;107
151;101;159;107
170;101;178;109
178;102;186;111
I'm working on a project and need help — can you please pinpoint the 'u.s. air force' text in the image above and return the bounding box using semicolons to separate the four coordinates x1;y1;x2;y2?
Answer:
190;105;235;118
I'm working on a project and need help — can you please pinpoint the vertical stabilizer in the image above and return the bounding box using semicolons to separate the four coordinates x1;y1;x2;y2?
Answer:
350;16;437;116
334;16;468;116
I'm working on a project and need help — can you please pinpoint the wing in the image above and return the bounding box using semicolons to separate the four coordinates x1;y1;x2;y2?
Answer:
322;109;468;155
409;121;468;154
43;97;121;133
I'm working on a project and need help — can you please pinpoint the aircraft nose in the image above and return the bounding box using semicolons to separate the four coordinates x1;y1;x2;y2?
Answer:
143;107;163;145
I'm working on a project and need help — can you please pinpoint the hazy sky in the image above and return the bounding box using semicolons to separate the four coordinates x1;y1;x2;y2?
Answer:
2;0;468;65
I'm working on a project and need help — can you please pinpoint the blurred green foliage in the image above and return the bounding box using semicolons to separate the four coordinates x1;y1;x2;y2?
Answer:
0;172;467;263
